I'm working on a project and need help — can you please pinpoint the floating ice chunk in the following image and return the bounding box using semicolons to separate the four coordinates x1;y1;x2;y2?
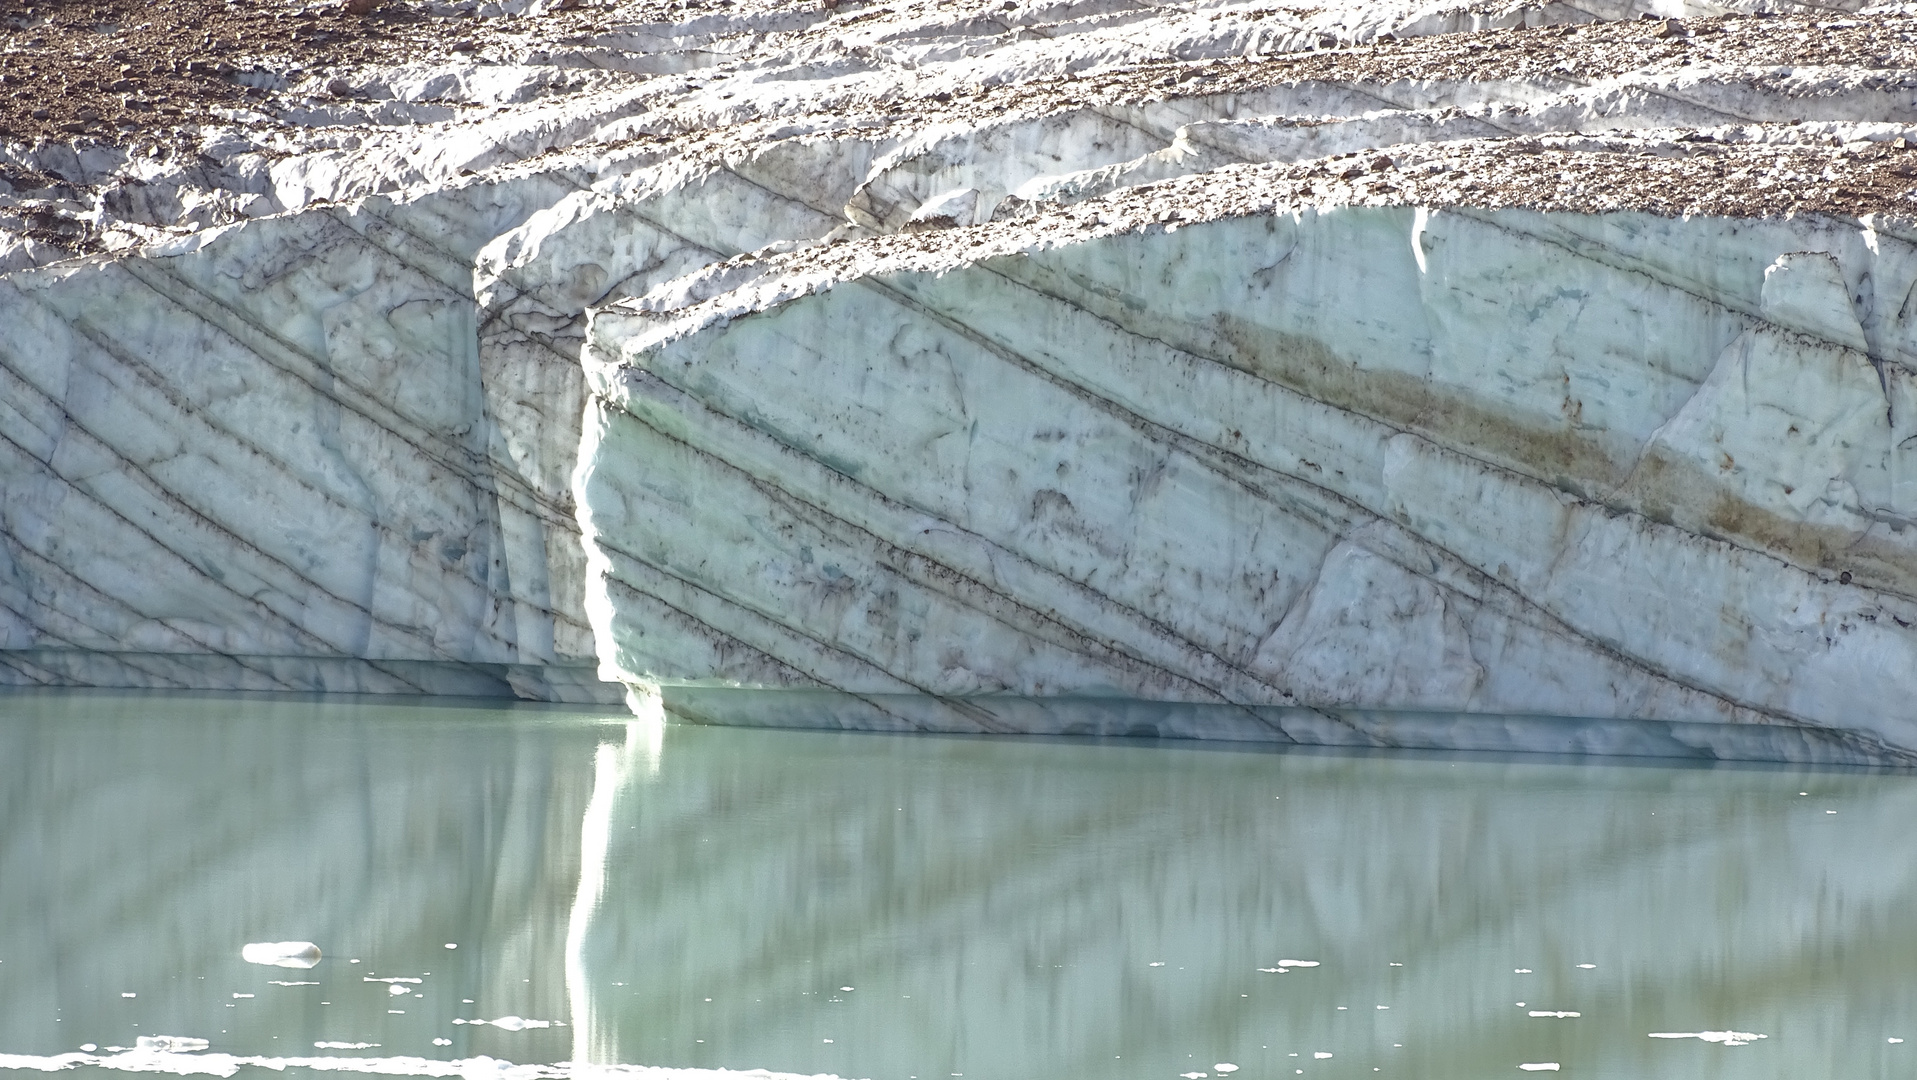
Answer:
135;1036;209;1053
232;994;254;1000
1257;968;1288;974
1179;1072;1207;1078
364;977;422;984
1149;962;1165;967
5;1050;734;1076
1529;1012;1580;1018
1517;1065;1560;1072
444;944;458;950
1277;960;1319;968
122;993;137;998
1214;1064;1239;1073
79;1046;96;1053
1514;969;1533;974
389;985;411;996
313;1042;379;1050
433;1039;452;1047
1892;1038;1905;1044
1649;1031;1767;1046
242;942;321;969
1314;1053;1332;1059
456;1017;553;1031
1576;964;1596;969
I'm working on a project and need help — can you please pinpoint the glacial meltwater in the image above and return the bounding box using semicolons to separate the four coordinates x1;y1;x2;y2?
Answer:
3;689;1915;1080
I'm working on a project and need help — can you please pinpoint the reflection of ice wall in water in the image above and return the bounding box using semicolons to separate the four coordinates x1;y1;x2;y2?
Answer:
563;707;661;1066
567;726;1917;1080
0;692;610;1057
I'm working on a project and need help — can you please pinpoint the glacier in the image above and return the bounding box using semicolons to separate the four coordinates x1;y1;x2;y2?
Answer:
581;203;1917;761
4;0;1917;760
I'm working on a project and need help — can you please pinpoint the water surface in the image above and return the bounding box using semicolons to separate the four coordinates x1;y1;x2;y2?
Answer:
1;689;1913;1080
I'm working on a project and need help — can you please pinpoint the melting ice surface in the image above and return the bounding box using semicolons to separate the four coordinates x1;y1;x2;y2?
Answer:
3;690;1917;1080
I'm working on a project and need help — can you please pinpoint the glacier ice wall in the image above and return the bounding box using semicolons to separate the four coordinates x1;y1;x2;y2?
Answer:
580;203;1917;761
0;181;618;697
6;0;1917;756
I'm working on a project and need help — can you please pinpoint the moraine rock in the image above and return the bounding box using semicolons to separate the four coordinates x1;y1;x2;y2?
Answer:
4;0;1917;758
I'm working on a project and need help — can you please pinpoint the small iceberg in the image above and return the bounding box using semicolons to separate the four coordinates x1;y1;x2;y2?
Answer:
1649;1031;1766;1046
134;1036;209;1053
242;942;322;969
452;1017;554;1031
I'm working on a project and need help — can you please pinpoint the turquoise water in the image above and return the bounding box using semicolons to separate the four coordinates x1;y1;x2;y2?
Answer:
2;689;1915;1080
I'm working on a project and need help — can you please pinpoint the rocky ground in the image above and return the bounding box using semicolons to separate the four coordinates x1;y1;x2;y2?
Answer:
2;0;1914;266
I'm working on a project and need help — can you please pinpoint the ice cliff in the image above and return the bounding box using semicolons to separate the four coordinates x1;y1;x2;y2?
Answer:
5;0;1917;760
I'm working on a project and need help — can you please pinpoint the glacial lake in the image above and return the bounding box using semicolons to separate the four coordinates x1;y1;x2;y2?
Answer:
2;689;1914;1080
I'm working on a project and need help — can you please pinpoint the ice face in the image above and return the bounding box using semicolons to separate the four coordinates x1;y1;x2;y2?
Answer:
575;201;1917;759
4;0;1916;758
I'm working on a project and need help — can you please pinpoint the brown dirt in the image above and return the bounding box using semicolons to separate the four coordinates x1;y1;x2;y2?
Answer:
12;1;1917;151
935;13;1917;120
0;0;436;143
1223;13;1917;86
0;0;714;145
722;12;1917;158
1276;135;1917;220
760;135;1917;291
5;0;1917;259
